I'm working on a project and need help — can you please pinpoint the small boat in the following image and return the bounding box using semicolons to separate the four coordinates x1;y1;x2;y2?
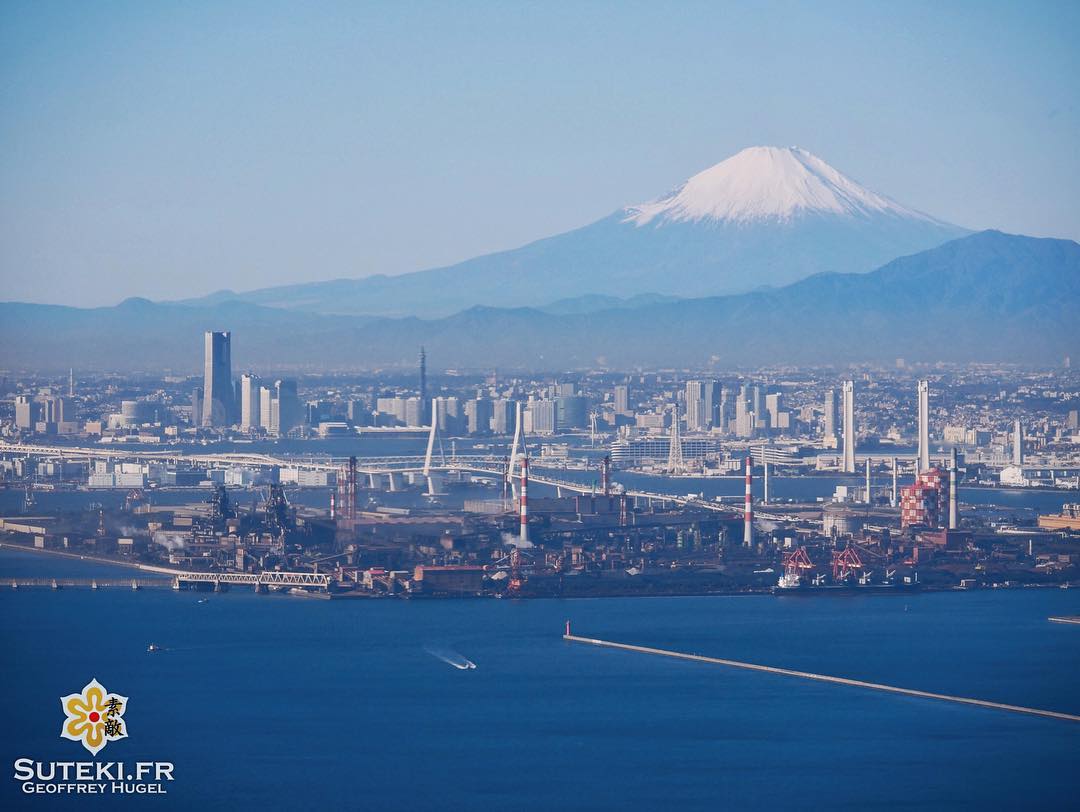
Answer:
196;598;209;604
147;643;165;653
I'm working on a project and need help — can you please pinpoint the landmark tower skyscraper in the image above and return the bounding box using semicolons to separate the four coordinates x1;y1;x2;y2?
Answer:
202;331;233;427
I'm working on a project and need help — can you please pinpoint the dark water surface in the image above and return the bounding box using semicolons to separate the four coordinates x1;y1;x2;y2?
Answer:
2;548;1078;810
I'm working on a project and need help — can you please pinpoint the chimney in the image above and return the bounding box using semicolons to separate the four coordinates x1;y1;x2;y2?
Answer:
520;456;530;545
743;456;753;547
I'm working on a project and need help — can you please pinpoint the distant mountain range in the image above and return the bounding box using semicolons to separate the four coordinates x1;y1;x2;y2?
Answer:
4;231;1076;371
177;146;968;318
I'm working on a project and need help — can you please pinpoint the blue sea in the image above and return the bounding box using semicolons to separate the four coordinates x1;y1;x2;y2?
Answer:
1;547;1078;810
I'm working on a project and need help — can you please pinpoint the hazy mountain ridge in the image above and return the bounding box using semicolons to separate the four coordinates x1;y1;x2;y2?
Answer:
3;231;1075;372
174;146;968;318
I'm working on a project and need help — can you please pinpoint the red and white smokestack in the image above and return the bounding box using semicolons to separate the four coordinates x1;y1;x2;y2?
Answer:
743;455;753;547
329;490;336;521
949;448;958;530
520;456;530;545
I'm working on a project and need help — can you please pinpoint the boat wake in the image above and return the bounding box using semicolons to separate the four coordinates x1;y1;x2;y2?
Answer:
424;645;476;670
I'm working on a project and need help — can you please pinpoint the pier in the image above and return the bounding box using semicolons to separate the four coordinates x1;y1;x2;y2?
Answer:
563;632;1080;724
4;570;331;591
4;577;169;589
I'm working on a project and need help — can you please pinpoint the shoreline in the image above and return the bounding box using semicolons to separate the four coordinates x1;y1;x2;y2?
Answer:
1;541;1071;600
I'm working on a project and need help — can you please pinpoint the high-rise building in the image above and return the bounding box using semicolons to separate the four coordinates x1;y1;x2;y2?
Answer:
765;393;783;432
842;380;856;473
376;396;407;424
274;379;301;436
259;386;274;432
717;386;731;434
492;399;516;434
41;396;71;424
465;398;493;435
556;395;588;429
703;380;721;429
306;400;332;426
191;387;203;428
201;331;234;427
685;381;705;431
917;380;930;473
53;396;73;424
527;400;558;434
405;397;423;428
613;385;630;415
14;395;35;430
686;398;708;432
823;389;838;443
240;374;261;431
1013;419;1023;466
734;398;754;438
347;399;371;426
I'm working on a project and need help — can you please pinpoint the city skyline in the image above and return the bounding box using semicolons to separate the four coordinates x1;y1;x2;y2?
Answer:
3;4;1078;808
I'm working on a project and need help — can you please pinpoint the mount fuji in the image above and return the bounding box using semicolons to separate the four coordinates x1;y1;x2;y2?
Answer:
181;146;968;317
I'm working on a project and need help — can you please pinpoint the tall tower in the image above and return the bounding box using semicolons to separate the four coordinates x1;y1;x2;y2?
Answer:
1013;419;1023;466
948;448;959;530
743;455;753;547
201;331;233;427
842;380;855;473
667;403;684;474
917;380;930;473
519;456;530;545
68;368;74;398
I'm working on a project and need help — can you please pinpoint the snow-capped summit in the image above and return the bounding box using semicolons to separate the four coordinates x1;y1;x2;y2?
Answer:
179;146;969;317
625;146;938;226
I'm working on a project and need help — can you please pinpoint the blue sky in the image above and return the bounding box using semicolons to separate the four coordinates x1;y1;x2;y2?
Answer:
1;0;1077;305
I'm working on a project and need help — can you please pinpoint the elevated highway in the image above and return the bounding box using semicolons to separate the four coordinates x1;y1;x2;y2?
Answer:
1;443;791;520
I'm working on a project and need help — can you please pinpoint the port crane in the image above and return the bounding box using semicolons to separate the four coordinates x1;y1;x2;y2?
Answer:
782;547;815;582
831;545;864;583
